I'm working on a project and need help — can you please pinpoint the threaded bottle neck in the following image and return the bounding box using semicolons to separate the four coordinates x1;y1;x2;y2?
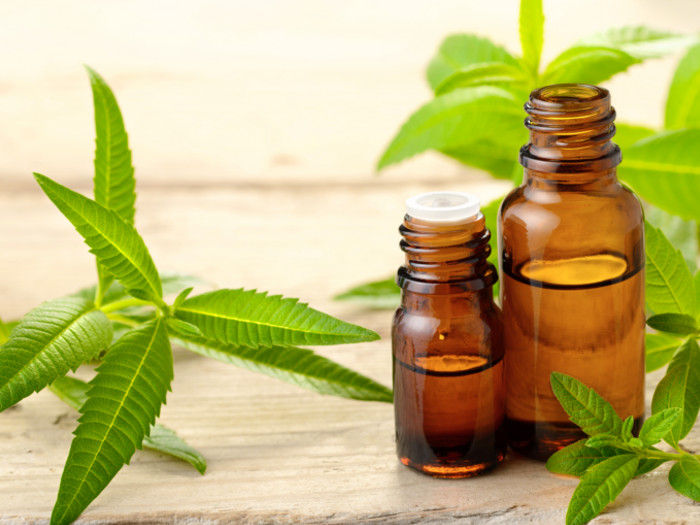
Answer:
519;84;621;174
397;213;497;295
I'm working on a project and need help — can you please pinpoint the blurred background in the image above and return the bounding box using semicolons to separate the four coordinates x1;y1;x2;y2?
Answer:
1;0;699;314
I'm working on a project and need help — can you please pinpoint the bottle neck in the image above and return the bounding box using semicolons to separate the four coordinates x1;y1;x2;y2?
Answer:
519;84;621;176
397;213;497;295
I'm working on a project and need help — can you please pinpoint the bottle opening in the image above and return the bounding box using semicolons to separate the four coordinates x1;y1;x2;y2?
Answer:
536;84;607;105
405;191;480;223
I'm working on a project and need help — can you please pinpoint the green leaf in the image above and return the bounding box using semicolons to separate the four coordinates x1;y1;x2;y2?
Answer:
426;34;520;92
166;317;203;338
34;173;162;300
541;46;640;85
0;318;12;345
51;319;173;525
635;456;667;477
434;63;528;96
669;455;700;502
519;0;544;76
647;313;699;335
614;123;656;151
651;338;700;447
50;376;206;474
377;86;523;170
639;407;682;447
172;334;393;402
0;297;111;412
441;138;524;181
644;204;697;271
646;332;684;372
620;130;700;222
175;288;379;348
173;287;194;308
86;66;135;225
550;372;623;437
644;222;697;316
334;277;400;310
546;440;618;477
142;425;206;475
585;434;623;450
566;454;639;525
666;44;700;129
621;416;634;440
696;271;700;315
578;27;697;59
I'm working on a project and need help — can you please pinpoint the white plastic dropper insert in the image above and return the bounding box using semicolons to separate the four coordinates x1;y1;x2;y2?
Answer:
405;191;481;223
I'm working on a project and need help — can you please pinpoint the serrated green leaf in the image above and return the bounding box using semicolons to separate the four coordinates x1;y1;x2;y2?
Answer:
614;123;656;151
546;440;618;477
334;277;400;310
644;204;697;271
669;455;700;501
50;375;206;474
426;34;520;92
585;434;623;450
566;454;639;525
51;319;173;525
85;66;135;225
651;338;700;447
166;317;203;338
441;138;525;181
0;297;111;412
172;334;392;402
639;407;682;447
541;46;640;85
644;222;697;316
34;173;162;300
434;63;528;96
620;130;700;222
377;87;523;170
646;332;684;372
647;313;699;335
578;26;697;60
621;416;634;440
175;288;379;348
519;0;544;76
666;43;700;129
550;372;623;437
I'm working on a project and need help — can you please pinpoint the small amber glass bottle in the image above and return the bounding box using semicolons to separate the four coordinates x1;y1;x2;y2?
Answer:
392;192;506;478
499;84;645;460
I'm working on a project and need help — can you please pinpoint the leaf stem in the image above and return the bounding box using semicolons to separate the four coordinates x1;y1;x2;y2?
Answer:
106;313;139;327
100;298;151;314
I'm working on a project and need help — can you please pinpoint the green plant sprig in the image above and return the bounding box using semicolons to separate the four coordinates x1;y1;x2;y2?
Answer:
545;222;700;524
0;66;390;525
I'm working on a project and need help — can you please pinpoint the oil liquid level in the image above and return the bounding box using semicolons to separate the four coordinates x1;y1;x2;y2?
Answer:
394;354;506;478
502;253;645;460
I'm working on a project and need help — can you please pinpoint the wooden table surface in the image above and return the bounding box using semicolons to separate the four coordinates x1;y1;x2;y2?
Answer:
3;1;700;522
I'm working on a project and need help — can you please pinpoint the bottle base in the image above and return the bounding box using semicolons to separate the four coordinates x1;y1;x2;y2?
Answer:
398;451;505;479
507;417;643;461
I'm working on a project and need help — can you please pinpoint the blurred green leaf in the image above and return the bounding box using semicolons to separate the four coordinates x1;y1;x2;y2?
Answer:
666;43;700;129
334;277;400;310
614;123;656;151
541;46;640;85
644;205;697;271
519;0;544;77
377;87;522;170
441;139;525;181
434;63;528;96
647;313;699;336
646;332;683;372
620;130;700;222
426;34;520;92
578;26;697;59
644;222;697;317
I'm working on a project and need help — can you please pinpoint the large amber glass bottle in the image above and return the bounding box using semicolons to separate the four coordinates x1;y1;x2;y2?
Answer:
393;192;506;478
499;84;645;460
